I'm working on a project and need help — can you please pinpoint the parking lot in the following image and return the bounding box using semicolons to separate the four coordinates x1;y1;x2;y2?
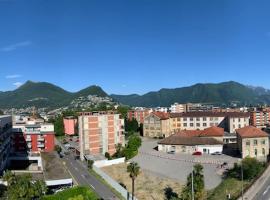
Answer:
132;138;239;189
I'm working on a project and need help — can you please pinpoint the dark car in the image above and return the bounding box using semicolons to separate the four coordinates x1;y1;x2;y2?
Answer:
167;150;175;154
192;151;202;156
211;151;222;155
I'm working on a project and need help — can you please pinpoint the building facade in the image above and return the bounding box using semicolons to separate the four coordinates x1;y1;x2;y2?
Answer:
13;123;55;153
170;112;249;133
127;109;150;124
0;115;12;173
236;126;269;160
250;111;270;128
78;112;125;160
143;112;170;138
63;117;77;135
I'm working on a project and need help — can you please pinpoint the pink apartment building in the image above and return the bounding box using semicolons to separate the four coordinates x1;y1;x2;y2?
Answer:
78;112;125;160
63;117;77;135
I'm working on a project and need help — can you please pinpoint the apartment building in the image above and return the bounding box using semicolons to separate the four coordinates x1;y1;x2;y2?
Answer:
250;111;270;128
170;112;249;133
143;112;170;138
0;115;12;173
78;112;125;160
63;117;77;135
236;126;269;160
170;103;186;113
13;122;55;152
127;109;151;124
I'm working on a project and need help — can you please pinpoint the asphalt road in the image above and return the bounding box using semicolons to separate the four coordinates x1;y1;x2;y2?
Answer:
56;138;118;200
63;154;118;200
252;177;270;200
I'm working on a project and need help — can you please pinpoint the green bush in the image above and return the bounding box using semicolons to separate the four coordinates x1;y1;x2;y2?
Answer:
41;186;98;200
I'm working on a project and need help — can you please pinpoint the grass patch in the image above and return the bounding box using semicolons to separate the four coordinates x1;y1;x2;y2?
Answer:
89;169;125;200
207;178;249;200
41;186;98;200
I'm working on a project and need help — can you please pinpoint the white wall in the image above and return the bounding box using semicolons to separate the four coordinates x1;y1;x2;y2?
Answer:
196;145;223;154
94;157;125;168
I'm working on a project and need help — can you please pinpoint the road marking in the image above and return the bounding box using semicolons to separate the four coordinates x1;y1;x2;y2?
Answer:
263;186;270;196
90;184;95;190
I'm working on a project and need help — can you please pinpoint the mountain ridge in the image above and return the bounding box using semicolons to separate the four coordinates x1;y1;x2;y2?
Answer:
1;80;270;108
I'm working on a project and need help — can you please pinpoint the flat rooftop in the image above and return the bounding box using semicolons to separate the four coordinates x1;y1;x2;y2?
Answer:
41;152;71;181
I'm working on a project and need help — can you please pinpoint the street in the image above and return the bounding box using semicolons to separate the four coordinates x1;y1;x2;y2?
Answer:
56;138;119;200
252;177;270;200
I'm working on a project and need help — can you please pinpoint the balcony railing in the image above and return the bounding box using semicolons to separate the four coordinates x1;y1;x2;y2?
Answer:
37;137;45;141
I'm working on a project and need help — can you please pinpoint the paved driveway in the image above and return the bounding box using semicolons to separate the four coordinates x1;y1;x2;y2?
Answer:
132;138;239;189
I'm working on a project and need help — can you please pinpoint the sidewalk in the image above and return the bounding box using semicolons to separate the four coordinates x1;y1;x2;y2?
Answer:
238;164;270;200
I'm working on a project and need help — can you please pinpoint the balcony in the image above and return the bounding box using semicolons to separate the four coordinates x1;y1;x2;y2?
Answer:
37;137;45;141
26;138;32;142
37;143;45;148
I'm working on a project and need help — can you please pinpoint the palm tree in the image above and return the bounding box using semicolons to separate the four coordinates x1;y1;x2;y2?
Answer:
127;162;140;200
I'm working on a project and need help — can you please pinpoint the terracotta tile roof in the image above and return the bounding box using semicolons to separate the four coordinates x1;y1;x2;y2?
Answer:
152;112;170;120
158;135;223;146
170;111;249;118
236;126;268;138
174;126;224;137
200;126;224;137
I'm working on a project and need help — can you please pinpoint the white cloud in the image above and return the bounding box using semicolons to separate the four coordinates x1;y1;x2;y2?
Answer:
0;41;32;52
13;82;23;88
5;74;22;79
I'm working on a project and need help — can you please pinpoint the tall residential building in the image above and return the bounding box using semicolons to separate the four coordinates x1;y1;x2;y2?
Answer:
13;122;55;152
0;115;12;173
127;109;151;124
78;112;125;160
63;117;77;135
170;103;186;113
236;126;269;161
250;111;270;128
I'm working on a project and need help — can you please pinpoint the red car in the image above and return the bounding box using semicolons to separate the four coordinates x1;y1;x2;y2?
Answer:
192;151;202;156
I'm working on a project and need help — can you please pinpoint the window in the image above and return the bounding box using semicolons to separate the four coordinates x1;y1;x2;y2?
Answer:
203;123;207;127
210;117;213;121
238;118;241;122
255;149;257;157
263;148;265;156
238;124;241;128
261;140;266;145
196;123;200;127
214;117;218;121
183;118;187;121
196;118;200;121
254;140;258;145
190;123;194;127
203;117;207;121
246;140;250;146
183;123;187;127
177;118;180;121
190;118;194;121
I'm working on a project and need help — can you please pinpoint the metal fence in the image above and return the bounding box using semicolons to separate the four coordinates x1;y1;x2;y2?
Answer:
93;165;137;200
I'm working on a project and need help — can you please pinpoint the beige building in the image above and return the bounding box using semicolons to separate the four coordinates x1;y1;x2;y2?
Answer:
170;112;249;133
143;112;170;138
236;126;269;161
78;112;125;160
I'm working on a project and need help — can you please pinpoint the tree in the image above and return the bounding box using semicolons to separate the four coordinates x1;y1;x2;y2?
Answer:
113;143;124;158
4;173;47;200
125;118;139;132
124;135;142;160
87;160;94;170
105;152;111;160
53;115;64;136
227;157;265;180
180;164;206;200
117;105;130;119
127;162;140;200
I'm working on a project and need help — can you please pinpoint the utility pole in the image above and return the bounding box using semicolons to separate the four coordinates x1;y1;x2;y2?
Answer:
191;166;194;200
241;158;244;200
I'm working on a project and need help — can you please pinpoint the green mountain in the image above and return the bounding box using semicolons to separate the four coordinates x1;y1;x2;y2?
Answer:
111;81;270;107
0;81;108;108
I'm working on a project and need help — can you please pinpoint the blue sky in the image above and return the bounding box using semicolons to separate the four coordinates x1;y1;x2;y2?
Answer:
0;0;270;94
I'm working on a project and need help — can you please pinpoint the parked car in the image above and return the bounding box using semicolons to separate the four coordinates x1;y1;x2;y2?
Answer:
211;151;222;155
167;150;175;154
192;151;202;156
